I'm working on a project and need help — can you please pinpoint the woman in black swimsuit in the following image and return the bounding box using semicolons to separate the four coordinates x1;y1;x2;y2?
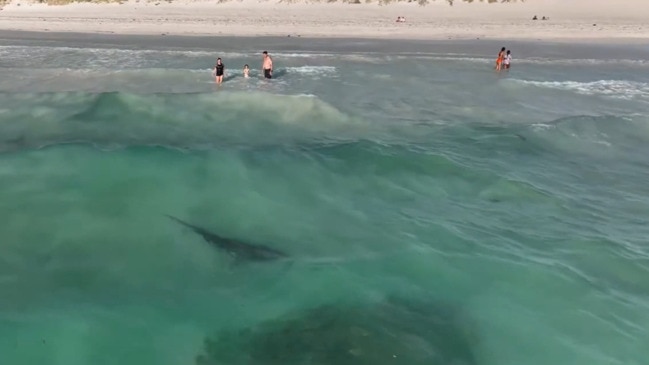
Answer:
214;58;225;84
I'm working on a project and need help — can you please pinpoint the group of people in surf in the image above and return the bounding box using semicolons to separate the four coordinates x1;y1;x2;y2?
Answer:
495;47;512;71
212;50;273;84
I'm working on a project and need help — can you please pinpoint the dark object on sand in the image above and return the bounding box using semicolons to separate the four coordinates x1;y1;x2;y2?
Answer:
195;296;480;365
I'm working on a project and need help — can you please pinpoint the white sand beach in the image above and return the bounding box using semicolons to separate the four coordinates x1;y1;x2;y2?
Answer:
0;0;648;41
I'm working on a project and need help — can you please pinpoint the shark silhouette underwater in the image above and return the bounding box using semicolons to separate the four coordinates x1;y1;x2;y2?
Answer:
166;215;289;262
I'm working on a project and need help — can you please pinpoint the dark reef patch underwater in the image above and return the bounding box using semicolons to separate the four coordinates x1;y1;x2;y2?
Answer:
196;296;479;365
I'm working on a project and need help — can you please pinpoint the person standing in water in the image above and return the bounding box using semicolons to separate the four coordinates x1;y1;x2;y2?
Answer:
243;64;250;78
503;50;512;70
495;47;506;71
261;51;273;79
213;58;225;84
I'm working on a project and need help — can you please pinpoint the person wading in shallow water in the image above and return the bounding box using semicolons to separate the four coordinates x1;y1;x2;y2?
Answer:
262;51;273;79
495;47;506;71
213;58;224;84
503;50;512;70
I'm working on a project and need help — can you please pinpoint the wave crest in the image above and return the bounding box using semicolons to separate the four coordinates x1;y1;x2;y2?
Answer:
0;91;368;152
508;79;649;100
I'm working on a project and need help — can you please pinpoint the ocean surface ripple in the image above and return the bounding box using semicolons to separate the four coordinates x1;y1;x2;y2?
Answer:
0;38;648;365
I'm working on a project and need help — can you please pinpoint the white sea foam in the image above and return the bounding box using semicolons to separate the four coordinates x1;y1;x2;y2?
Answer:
514;57;649;67
531;123;555;131
2;45;648;69
284;65;336;76
0;45;352;63
509;79;649;100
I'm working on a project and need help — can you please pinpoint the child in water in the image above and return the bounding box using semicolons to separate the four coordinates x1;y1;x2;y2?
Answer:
504;50;512;70
243;64;250;78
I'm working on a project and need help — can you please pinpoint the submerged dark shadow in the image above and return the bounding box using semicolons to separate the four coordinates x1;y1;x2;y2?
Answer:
196;295;480;365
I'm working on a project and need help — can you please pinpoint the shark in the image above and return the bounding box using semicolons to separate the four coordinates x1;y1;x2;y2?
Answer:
166;215;288;262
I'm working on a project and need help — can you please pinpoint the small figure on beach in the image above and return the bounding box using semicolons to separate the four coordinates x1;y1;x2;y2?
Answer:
503;50;512;70
213;58;224;84
396;16;406;23
262;51;273;79
243;64;250;78
532;15;538;20
495;47;506;71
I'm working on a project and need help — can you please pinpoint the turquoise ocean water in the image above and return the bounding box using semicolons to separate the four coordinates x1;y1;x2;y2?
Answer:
1;33;648;365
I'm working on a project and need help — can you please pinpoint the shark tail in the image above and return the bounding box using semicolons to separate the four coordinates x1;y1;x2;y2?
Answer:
165;214;198;230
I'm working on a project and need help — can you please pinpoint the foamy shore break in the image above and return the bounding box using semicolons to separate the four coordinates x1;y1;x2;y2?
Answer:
0;0;648;41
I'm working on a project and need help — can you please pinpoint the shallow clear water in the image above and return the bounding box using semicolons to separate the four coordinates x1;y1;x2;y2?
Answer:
1;34;648;365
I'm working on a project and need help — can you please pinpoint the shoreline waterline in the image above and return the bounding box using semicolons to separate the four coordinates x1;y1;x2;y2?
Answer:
2;29;649;58
1;27;649;44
